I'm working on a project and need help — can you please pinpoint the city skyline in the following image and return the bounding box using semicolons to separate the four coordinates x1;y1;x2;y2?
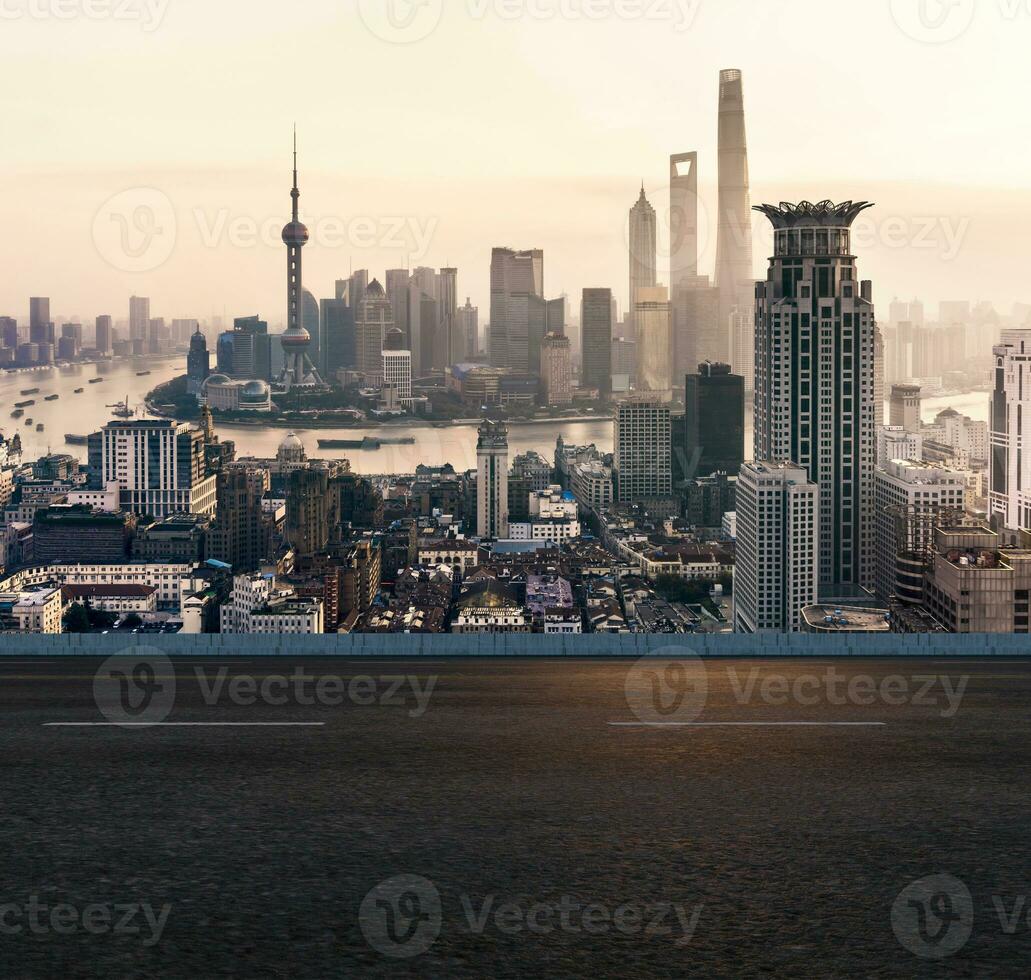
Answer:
6;1;1031;320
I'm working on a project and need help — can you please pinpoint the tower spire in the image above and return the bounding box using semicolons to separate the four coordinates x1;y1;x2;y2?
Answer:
291;124;300;221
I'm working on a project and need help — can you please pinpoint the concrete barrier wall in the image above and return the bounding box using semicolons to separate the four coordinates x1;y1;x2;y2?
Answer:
0;633;1029;657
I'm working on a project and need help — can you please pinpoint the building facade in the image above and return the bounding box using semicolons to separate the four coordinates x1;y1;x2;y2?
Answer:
754;200;879;590
735;461;819;634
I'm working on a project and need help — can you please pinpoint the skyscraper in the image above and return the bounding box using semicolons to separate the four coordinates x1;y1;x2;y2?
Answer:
735;461;819;634
384;269;411;353
129;295;150;343
320;297;356;380
490;248;544;370
382;328;413;406
456;298;479;360
356;279;394;379
669;152;698;286
279;131;323;389
94;315;112;354
634;286;672;400
683;362;745;479
29;297;53;346
581;288;613;396
614;399;672;506
628;188;657;335
540;332;572;406
286;468;331;557
439;267;460;368
990;329;1031;532
186;327;211;395
208;469;267;574
477;419;510;539
715;69;755;334
754;200;879;589
231;316;271;381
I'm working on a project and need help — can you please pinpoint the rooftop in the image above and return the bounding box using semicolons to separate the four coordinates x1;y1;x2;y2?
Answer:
801;606;891;632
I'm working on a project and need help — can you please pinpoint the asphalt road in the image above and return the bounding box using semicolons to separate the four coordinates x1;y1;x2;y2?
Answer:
1;656;1029;978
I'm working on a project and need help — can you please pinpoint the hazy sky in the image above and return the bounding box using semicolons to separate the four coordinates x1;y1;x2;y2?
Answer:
3;0;1031;326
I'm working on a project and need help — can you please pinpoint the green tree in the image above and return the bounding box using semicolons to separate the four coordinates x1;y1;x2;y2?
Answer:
63;603;90;634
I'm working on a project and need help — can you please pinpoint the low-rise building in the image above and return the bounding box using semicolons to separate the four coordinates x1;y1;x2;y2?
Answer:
62;584;158;616
0;586;63;634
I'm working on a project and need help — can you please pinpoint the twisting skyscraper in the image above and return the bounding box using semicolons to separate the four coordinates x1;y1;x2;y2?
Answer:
279;130;323;389
715;70;755;383
754;200;879;590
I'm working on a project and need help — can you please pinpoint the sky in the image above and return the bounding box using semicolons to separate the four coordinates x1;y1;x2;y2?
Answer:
2;0;1031;328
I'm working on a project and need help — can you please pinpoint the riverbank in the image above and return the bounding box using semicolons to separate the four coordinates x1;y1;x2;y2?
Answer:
145;375;614;430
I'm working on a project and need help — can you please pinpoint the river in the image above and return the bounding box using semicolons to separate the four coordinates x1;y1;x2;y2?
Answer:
0;363;993;475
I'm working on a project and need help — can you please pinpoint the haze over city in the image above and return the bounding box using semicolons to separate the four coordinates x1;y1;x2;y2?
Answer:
5;0;1031;321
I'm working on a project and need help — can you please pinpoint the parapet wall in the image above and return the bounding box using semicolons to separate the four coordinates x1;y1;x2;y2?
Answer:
0;633;1028;657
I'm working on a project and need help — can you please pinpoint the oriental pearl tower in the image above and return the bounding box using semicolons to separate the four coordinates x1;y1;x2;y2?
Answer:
280;129;323;389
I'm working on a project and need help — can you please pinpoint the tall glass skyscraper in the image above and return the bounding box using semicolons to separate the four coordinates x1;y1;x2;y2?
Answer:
715;69;756;386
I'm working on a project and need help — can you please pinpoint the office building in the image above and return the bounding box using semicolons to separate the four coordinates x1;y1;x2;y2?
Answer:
874;459;967;600
581;288;613;396
611;337;636;392
356;279;394;380
457;298;479;359
229;316;271;381
669;152;698;287
715;69;755;333
889;384;922;432
208;469;267;574
95;315;112;354
95;419;217;519
671;277;722;384
614;399;672;505
477;419;510;539
285;468;331;557
990;329;1031;531
129;295;150;343
319;297;356;380
754;200;879;590
682;362;745;479
382;328;413;405
29;298;52;346
635;286;672;399
490;247;544;371
0;316;17;349
540;332;572;406
735;461;819;634
877;426;923;466
438;267;460;367
628;188;657;334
